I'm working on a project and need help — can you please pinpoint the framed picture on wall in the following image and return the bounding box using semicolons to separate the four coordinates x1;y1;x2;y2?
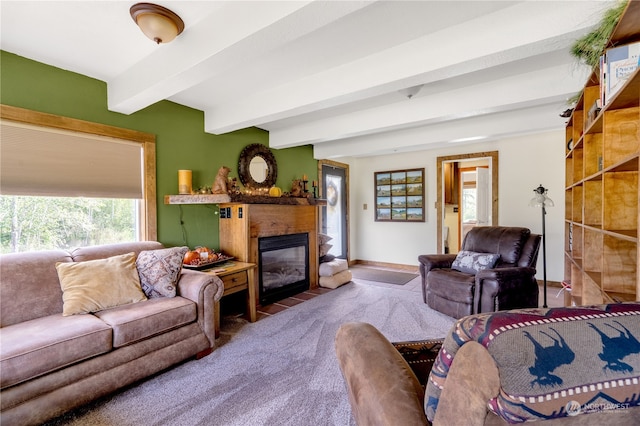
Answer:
374;168;425;222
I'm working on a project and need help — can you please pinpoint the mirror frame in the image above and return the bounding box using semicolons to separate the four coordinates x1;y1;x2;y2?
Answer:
238;143;277;188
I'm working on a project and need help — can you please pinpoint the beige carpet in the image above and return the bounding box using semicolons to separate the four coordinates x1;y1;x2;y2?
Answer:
350;265;418;285
44;282;455;426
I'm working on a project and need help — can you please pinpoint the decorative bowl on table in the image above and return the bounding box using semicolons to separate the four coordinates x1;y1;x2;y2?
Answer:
182;247;234;270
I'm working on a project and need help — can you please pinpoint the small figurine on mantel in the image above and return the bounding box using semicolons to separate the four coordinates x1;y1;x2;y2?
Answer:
212;166;231;194
290;179;303;197
228;177;239;195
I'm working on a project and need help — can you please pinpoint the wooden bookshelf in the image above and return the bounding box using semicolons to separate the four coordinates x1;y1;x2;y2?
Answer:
564;1;639;305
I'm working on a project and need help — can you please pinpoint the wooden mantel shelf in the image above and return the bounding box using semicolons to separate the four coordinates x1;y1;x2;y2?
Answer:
165;193;326;206
164;194;231;205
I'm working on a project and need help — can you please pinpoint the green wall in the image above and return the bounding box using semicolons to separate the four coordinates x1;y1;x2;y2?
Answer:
0;51;317;249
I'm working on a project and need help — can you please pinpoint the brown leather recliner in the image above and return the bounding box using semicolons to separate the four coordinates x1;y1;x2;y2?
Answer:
419;226;541;319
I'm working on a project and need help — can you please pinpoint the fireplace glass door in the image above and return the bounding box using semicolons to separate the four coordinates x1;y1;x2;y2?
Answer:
258;233;309;305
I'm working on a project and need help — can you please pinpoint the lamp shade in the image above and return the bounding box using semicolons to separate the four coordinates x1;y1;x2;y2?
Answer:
130;3;184;44
529;184;554;208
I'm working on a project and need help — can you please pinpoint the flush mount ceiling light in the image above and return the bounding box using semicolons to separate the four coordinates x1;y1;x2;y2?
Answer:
130;3;184;44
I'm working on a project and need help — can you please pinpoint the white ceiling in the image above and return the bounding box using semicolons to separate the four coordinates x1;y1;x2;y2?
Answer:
0;1;615;159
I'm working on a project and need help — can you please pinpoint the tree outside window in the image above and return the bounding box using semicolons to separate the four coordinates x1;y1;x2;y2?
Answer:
0;195;138;253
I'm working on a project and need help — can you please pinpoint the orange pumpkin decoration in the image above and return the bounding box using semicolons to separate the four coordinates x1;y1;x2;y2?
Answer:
183;251;200;265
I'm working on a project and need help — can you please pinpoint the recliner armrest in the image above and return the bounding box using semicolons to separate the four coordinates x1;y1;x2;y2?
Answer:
474;267;538;314
177;270;224;347
475;266;537;282
418;254;456;276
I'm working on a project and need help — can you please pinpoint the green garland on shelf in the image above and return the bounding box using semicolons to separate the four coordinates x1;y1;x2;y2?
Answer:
566;0;628;106
570;0;627;68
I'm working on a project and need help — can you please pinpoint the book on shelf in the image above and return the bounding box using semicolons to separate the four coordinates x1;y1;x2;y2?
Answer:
599;54;606;106
605;41;640;104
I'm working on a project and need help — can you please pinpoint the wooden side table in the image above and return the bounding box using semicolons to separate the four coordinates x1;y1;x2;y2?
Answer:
201;261;257;338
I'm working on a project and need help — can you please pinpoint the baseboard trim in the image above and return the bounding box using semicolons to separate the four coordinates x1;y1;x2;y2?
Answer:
349;262;560;286
537;279;562;288
351;259;419;273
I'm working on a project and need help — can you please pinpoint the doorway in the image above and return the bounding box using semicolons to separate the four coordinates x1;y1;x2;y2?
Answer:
456;164;491;248
318;160;349;260
436;151;498;254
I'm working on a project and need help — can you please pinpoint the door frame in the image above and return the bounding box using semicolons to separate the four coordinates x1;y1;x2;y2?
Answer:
436;151;499;254
318;159;350;261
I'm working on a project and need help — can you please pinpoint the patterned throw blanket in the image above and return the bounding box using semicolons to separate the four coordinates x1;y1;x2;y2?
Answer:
425;303;640;423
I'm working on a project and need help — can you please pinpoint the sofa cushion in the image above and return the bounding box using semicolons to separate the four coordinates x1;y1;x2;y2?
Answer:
56;252;147;316
68;241;164;263
94;297;196;347
0;313;112;389
451;250;500;274
0;249;71;327
136;246;188;298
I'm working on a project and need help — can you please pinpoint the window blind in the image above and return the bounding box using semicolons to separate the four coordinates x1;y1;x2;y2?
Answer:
1;120;143;198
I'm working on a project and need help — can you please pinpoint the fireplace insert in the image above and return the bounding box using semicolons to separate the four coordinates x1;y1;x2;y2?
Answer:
258;233;309;305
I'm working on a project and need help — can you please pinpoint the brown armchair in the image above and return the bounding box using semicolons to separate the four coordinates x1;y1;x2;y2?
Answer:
419;226;541;318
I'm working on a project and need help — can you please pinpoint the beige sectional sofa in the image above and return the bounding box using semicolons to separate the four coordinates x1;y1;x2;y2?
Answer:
0;241;224;425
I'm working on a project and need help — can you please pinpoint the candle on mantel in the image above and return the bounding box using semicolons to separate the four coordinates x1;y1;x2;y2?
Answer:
178;170;192;195
312;180;318;188
302;174;308;181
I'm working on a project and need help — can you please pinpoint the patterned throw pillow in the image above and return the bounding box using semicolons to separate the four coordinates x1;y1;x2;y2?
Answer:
318;233;333;245
136;246;188;298
451;250;500;274
319;243;333;257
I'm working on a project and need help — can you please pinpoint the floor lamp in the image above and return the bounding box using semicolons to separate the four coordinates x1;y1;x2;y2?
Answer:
529;185;554;308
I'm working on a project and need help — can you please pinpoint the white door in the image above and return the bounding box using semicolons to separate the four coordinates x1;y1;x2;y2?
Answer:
476;167;491;226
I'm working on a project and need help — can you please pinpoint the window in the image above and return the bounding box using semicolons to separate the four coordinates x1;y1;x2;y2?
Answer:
0;105;156;252
1;196;138;253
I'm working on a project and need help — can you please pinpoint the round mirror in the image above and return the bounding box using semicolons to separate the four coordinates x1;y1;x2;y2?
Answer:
249;156;268;183
238;143;277;188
